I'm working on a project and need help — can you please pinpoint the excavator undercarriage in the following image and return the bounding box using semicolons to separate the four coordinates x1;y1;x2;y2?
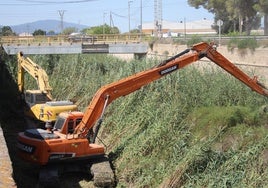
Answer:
38;155;114;187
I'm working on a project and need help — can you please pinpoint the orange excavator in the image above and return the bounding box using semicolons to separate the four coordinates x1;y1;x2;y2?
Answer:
17;42;268;187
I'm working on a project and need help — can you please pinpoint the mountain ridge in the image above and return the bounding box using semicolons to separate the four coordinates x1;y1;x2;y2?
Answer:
1;19;88;34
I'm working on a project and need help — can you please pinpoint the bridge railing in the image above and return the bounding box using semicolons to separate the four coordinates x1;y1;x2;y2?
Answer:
0;34;151;46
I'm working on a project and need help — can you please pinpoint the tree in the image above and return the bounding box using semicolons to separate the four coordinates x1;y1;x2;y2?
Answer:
0;26;15;36
47;30;56;36
254;0;268;35
62;27;78;35
82;24;120;35
225;0;260;35
130;29;140;34
33;29;46;36
188;0;234;33
188;0;260;35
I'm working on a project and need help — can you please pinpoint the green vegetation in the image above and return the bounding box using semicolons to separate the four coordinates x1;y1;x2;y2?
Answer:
227;34;258;55
81;24;120;35
33;29;46;36
2;52;268;187
61;27;78;35
186;35;203;47
188;0;265;35
0;26;16;36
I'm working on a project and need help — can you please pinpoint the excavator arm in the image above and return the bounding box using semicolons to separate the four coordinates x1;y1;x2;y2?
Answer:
75;48;200;139
74;42;268;139
192;42;268;96
17;52;53;100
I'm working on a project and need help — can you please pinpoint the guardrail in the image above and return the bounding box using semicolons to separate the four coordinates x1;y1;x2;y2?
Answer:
0;34;150;46
2;34;268;47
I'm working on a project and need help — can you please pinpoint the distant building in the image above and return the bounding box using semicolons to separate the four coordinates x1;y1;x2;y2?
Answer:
18;32;34;42
142;19;216;37
19;32;33;37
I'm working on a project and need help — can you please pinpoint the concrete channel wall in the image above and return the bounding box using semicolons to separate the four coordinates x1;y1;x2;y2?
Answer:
0;126;16;187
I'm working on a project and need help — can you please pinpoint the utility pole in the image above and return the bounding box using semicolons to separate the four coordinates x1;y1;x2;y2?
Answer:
110;11;115;34
103;12;107;35
128;0;133;33
217;19;223;47
58;10;66;33
154;0;162;37
184;17;186;40
140;0;143;40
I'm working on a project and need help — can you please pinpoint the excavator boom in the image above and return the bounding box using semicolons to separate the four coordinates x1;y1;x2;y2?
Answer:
192;42;268;96
75;42;268;138
18;52;52;100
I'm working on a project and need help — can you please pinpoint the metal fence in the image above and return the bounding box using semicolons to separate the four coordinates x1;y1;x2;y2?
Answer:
0;34;150;46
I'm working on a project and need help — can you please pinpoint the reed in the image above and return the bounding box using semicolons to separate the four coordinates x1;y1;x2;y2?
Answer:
17;53;268;187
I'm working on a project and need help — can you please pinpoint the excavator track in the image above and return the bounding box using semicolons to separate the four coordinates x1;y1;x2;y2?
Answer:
90;156;115;187
38;156;114;187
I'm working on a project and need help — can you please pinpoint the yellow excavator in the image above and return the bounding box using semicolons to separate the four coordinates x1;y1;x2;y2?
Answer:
17;52;77;123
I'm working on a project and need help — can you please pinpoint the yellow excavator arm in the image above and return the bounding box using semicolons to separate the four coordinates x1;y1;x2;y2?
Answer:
17;52;52;100
17;52;77;122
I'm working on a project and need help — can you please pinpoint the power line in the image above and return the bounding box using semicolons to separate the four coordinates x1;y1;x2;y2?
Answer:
15;0;97;4
0;3;44;5
111;12;126;19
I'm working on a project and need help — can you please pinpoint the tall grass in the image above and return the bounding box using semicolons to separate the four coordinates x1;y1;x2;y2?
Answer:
17;53;268;187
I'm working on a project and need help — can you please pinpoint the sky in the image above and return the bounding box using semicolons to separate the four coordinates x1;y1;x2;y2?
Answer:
0;0;214;33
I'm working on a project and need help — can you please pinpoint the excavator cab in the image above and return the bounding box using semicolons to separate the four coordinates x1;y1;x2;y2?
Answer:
53;111;83;134
25;90;51;107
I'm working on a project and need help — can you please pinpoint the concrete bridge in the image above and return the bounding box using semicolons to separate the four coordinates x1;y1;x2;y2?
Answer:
2;42;148;56
1;34;149;56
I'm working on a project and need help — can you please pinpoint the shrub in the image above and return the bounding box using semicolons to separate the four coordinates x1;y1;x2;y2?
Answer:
187;35;203;47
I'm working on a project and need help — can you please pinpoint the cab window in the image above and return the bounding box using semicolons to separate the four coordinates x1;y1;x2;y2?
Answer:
67;119;74;134
76;118;82;126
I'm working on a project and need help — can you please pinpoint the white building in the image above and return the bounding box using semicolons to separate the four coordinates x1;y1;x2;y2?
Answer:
142;19;216;36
